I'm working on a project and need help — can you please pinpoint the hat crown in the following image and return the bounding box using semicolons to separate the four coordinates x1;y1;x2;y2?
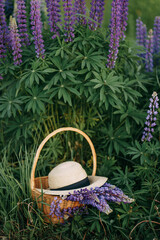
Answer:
48;161;87;189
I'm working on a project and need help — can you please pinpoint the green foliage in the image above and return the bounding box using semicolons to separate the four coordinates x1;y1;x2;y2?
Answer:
0;21;160;240
1;148;160;239
0;26;152;155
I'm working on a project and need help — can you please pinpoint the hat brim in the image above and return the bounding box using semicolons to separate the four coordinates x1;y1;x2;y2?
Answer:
35;176;108;196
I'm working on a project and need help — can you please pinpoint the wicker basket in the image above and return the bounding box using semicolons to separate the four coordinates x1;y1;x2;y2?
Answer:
30;127;97;224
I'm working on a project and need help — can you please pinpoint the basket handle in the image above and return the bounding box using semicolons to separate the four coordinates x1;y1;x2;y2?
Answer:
30;127;97;190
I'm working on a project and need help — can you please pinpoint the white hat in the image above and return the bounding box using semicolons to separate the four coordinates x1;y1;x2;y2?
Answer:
35;161;107;195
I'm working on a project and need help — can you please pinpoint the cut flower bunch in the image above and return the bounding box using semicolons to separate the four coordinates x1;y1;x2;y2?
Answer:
50;182;134;220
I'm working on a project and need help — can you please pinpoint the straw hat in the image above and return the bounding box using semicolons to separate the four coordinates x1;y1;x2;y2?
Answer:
36;161;107;195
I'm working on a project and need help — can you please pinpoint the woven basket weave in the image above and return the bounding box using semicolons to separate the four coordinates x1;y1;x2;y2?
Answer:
30;127;97;224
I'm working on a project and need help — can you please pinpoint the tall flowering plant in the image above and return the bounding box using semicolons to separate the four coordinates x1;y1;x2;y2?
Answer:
74;0;87;25
89;0;105;30
153;16;160;54
63;0;75;42
98;0;105;27
120;0;129;40
16;0;30;46
30;0;45;58
107;0;121;69
0;24;6;59
0;0;10;47
142;92;159;142
9;16;22;65
145;29;154;72
107;0;129;69
46;0;61;39
136;17;147;48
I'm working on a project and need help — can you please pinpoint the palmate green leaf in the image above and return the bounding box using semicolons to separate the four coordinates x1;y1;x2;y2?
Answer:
57;87;72;105
114;103;145;134
20;60;49;87
73;27;104;53
125;118;131;134
0;91;23;118
0;62;17;76
76;69;88;75
74;49;105;71
127;141;150;164
48;37;72;58
41;68;57;73
99;126;131;156
66;87;80;97
92;71;102;81
47;80;81;105
48;87;59;99
121;78;143;103
87;69;124;110
5;115;34;139
43;57;77;89
24;86;51;114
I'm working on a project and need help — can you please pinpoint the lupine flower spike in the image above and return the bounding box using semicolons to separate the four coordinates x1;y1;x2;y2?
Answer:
145;29;154;72
50;182;134;219
50;197;88;220
16;0;30;46
30;0;45;58
136;18;147;60
74;0;87;25
97;0;105;28
153;16;160;54
9;16;22;65
0;0;10;48
89;0;105;30
107;0;121;69
63;0;75;42
136;17;147;48
0;24;6;59
142;92;159;142
120;0;129;40
46;0;61;39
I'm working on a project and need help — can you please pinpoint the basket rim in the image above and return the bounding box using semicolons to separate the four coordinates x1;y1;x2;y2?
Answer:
30;127;97;191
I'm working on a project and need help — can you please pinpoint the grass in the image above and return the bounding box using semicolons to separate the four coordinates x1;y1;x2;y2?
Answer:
0;143;160;240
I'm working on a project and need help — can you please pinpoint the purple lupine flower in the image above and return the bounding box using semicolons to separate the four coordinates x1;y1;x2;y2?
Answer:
50;181;134;219
74;0;87;25
107;0;122;69
16;0;30;46
98;0;105;27
145;29;154;72
153;16;160;54
89;0;98;30
142;92;159;142
89;0;105;30
9;17;22;65
0;0;10;47
0;74;3;80
0;24;6;59
63;0;75;42
120;0;129;40
136;17;147;48
46;0;61;39
30;0;45;58
50;196;87;220
65;182;134;215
